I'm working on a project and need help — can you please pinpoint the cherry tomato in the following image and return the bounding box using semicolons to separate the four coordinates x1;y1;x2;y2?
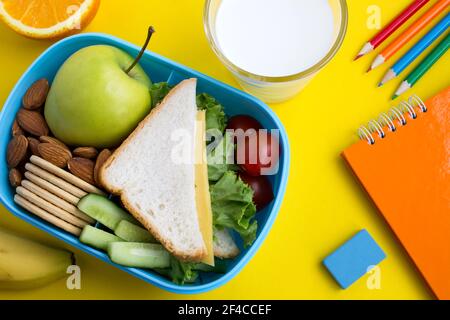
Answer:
239;171;274;211
236;131;280;176
226;115;263;139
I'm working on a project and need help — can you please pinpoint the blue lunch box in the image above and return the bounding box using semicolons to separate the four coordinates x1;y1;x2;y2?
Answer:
0;33;290;294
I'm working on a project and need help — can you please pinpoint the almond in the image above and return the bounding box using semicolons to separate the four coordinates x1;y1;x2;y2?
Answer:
12;119;24;136
39;136;69;151
68;157;95;185
7;135;28;168
22;78;49;110
73;147;98;159
9;168;22;187
27;137;41;156
94;149;111;185
38;143;72;168
16;109;49;136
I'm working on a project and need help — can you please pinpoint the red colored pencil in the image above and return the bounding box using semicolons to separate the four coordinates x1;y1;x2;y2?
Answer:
354;0;430;60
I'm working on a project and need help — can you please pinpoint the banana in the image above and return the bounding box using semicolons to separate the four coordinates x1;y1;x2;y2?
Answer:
0;226;75;290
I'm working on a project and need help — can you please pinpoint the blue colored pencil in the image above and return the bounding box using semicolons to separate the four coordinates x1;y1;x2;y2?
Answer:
379;12;450;86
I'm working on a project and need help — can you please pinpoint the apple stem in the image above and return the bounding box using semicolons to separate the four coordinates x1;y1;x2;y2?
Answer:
126;26;155;74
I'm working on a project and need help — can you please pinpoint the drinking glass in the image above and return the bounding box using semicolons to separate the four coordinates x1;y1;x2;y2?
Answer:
204;0;348;103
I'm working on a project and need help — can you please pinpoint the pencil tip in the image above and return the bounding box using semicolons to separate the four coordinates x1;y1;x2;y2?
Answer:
395;81;410;97
380;69;396;86
378;82;383;87
370;55;385;71
355;43;374;61
392;95;398;100
366;66;372;73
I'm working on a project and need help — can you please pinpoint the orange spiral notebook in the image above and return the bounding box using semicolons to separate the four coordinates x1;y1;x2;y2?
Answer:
342;87;450;300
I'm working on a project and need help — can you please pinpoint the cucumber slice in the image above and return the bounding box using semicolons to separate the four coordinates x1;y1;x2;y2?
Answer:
114;220;157;243
77;194;139;230
107;242;170;269
79;225;122;251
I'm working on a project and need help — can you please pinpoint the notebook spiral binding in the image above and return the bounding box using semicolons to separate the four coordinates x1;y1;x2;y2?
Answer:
358;95;428;145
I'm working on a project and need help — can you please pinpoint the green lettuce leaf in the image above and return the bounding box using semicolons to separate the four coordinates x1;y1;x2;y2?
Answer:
149;82;172;108
210;171;257;247
207;133;239;181
155;256;198;285
196;93;227;133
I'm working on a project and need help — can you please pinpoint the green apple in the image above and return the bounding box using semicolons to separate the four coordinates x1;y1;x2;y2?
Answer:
45;45;152;148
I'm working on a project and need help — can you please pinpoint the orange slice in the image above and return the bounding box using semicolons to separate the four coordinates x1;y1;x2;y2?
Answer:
0;0;100;39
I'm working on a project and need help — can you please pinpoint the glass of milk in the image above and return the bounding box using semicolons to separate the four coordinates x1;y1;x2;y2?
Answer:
204;0;348;103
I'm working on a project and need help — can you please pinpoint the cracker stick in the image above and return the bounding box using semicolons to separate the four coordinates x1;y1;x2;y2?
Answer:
21;180;95;224
25;163;87;198
14;195;82;236
16;186;88;228
24;171;80;205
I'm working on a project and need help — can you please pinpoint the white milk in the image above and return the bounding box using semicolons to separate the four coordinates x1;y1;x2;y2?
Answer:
215;0;335;77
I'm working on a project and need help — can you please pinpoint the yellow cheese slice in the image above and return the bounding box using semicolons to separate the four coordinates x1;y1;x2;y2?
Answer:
195;110;214;266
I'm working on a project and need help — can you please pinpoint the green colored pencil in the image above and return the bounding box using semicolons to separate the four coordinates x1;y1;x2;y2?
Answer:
393;33;450;99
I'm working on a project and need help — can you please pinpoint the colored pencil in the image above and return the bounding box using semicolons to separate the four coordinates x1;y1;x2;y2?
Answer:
393;33;449;99
355;0;430;60
369;0;450;71
379;12;450;86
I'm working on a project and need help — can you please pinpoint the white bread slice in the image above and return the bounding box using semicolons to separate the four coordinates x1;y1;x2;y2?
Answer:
214;228;240;259
99;78;207;262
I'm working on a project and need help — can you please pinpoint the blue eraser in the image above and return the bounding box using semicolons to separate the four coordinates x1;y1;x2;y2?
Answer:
323;229;386;289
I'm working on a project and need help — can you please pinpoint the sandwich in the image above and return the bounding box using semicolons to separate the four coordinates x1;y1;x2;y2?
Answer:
100;78;254;265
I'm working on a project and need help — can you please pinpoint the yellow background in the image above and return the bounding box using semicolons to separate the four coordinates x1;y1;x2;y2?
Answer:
0;0;448;299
